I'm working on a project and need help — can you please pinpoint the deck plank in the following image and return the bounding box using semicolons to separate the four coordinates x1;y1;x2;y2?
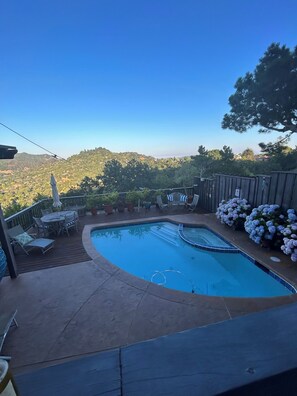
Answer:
10;206;204;274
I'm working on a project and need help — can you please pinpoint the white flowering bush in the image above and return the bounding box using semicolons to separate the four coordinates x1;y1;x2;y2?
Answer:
216;198;252;229
280;209;297;262
244;204;286;247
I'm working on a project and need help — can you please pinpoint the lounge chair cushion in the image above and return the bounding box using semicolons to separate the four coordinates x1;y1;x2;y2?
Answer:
14;232;34;246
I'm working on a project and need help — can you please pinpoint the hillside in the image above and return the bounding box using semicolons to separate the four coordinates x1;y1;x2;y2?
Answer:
0;152;56;171
0;147;181;211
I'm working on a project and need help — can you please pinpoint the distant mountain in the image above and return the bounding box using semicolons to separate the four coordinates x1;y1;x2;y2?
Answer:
0;152;56;171
0;147;181;211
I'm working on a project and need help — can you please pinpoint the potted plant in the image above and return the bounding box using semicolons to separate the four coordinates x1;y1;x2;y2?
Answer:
86;195;98;215
216;197;252;230
103;192;119;215
126;191;142;212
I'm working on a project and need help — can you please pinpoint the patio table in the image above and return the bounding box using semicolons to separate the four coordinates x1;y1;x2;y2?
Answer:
41;211;77;236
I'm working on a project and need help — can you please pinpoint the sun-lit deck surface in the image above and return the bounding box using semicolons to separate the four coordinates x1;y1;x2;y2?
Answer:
2;207;297;376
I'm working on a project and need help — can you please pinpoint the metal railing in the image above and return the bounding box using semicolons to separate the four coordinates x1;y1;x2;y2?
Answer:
5;187;194;230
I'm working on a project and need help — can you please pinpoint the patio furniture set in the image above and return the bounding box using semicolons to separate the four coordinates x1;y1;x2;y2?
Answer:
7;209;79;257
39;209;79;237
157;193;199;212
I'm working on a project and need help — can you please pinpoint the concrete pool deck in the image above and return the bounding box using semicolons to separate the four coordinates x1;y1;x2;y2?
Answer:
2;213;297;374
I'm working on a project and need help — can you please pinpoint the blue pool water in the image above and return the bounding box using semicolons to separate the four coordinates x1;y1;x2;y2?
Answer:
91;222;293;297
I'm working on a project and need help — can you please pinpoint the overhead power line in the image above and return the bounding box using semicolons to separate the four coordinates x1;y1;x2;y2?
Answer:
0;122;65;160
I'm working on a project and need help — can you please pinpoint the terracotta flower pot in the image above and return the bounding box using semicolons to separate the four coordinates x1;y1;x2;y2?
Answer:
104;204;114;215
90;207;97;215
127;202;134;212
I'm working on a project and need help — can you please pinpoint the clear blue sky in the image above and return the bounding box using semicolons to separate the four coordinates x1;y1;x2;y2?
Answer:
1;0;297;159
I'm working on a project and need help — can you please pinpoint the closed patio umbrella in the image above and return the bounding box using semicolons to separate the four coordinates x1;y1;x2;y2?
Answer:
50;174;62;208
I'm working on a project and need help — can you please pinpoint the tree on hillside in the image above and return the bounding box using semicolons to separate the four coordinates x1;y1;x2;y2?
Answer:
79;176;101;193
259;139;292;156
191;145;213;178
100;159;124;192
241;148;255;161
219;146;234;162
259;140;297;170
208;149;221;161
197;145;208;156
222;43;297;147
122;159;154;190
174;162;198;187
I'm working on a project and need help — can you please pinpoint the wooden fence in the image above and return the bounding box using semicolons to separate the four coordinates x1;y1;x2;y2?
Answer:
194;171;297;213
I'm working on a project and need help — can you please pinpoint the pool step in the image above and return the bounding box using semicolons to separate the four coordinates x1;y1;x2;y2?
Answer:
151;226;179;246
178;224;239;253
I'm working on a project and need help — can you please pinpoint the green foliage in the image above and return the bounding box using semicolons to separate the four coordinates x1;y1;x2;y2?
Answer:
241;148;255;161
2;199;26;218
174;162;198;186
100;159;157;192
191;145;297;178
222;43;297;147
79;176;101;194
219;146;234;162
0;153;55;171
208;149;221;161
86;195;99;210
2;144;297;218
99;160;124;192
126;191;143;205
0;147;182;213
197;145;208;156
103;192;119;205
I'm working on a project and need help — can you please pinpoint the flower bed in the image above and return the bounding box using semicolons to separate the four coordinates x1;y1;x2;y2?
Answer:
244;204;286;248
281;209;297;262
216;198;251;229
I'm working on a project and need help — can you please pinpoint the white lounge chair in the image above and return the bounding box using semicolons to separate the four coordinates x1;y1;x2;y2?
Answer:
7;225;54;255
186;194;199;212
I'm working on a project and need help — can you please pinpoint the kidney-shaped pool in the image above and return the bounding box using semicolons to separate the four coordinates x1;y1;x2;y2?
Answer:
91;221;295;298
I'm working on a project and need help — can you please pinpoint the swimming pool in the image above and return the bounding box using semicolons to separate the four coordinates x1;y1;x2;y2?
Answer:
91;221;294;298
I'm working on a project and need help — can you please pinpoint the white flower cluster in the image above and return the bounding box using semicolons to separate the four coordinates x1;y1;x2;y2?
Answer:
216;197;251;227
281;209;297;262
244;204;284;244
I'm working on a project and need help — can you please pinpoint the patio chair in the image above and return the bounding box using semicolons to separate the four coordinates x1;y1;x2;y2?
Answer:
156;195;168;211
186;194;199;212
33;217;50;237
0;309;18;361
61;212;79;236
167;192;188;207
7;225;54;255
